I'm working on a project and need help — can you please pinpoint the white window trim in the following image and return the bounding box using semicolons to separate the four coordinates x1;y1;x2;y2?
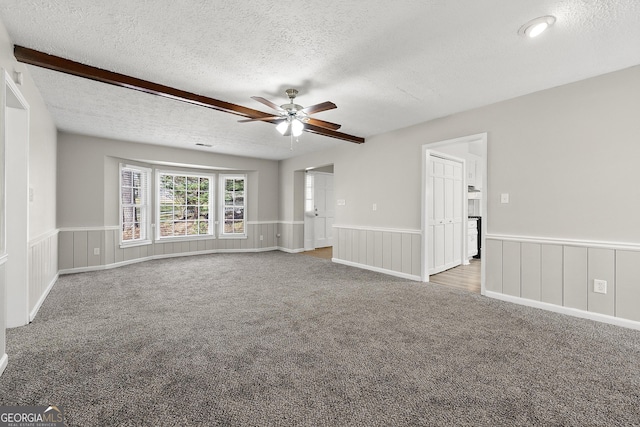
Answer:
219;174;247;239
119;164;152;248
156;169;216;241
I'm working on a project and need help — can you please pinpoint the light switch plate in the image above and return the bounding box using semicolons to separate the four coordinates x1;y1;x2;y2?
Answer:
501;193;510;204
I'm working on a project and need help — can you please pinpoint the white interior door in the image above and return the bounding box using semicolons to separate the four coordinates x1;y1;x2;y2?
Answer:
428;154;463;275
312;173;334;248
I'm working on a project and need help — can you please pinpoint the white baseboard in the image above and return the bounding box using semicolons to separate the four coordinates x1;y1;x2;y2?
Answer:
486;291;640;331
332;258;421;281
29;273;59;322
0;353;7;377
58;247;281;275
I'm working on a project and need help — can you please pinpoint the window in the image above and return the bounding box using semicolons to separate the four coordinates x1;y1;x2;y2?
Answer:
120;165;151;245
220;175;246;237
305;173;314;214
157;172;213;239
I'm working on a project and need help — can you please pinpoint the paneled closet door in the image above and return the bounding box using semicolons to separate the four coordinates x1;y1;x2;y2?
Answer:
428;155;463;275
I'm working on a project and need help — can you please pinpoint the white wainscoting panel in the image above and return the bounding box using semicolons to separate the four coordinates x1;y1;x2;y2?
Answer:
59;223;282;274
0;262;6;365
486;235;640;328
485;239;503;293
28;230;59;321
276;221;305;253
541;244;563;305
616;251;640;322
333;225;421;281
563;246;588;311
521;243;541;301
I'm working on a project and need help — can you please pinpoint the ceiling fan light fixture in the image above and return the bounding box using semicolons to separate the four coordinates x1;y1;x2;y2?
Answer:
291;119;304;137
518;15;556;38
276;120;289;135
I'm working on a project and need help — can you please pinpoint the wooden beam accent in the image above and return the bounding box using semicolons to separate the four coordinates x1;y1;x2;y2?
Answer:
304;123;365;144
13;45;366;144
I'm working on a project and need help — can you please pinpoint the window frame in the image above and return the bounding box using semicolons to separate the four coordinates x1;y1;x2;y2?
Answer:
219;174;247;239
155;169;215;241
119;164;152;248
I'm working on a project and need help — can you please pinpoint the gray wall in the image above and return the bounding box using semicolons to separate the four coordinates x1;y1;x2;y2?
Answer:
0;17;57;364
57;132;281;270
283;65;640;240
280;65;640;321
58;132;279;227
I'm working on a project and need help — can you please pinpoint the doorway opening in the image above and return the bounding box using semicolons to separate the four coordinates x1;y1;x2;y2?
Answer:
303;165;334;257
421;133;487;295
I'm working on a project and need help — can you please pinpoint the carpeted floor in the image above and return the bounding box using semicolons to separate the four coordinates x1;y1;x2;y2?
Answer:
1;252;639;426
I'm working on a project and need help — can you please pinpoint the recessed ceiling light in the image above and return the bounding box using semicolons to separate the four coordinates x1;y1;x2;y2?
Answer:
518;15;556;38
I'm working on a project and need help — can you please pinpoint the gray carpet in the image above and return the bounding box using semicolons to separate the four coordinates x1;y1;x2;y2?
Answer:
1;252;639;426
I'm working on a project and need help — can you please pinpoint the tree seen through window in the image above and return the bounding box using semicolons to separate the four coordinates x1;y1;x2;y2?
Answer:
159;173;212;237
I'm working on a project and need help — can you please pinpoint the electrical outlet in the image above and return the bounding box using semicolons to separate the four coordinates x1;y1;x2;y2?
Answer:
337;199;346;206
372;203;377;211
259;235;263;241
93;248;100;256
501;193;510;204
593;279;607;294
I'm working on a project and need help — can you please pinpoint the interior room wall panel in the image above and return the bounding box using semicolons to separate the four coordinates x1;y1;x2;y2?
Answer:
616;251;640;322
487;237;639;327
331;226;421;280
563;246;588;311
541;244;563;306
485;240;503;293
521;243;541;301
502;241;521;297
587;248;615;316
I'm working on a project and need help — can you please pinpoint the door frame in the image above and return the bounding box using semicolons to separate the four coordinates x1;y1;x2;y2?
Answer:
421;133;488;295
2;70;31;327
303;170;334;251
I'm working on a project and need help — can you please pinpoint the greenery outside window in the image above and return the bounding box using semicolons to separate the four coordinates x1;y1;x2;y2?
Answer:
120;164;151;246
157;172;214;239
220;174;246;237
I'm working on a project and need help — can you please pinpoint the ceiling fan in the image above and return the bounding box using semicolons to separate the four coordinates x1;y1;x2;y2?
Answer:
238;89;342;137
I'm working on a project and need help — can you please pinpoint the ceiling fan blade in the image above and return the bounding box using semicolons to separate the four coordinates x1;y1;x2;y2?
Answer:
305;117;342;131
300;101;337;115
251;96;286;113
238;116;282;123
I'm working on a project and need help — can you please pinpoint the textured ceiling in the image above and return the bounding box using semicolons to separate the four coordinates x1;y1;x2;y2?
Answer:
1;1;639;160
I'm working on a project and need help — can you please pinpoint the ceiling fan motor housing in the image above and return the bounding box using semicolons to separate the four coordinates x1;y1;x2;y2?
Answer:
282;89;303;115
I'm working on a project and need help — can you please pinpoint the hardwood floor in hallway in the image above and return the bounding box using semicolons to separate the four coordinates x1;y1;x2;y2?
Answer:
300;247;333;260
429;259;481;294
